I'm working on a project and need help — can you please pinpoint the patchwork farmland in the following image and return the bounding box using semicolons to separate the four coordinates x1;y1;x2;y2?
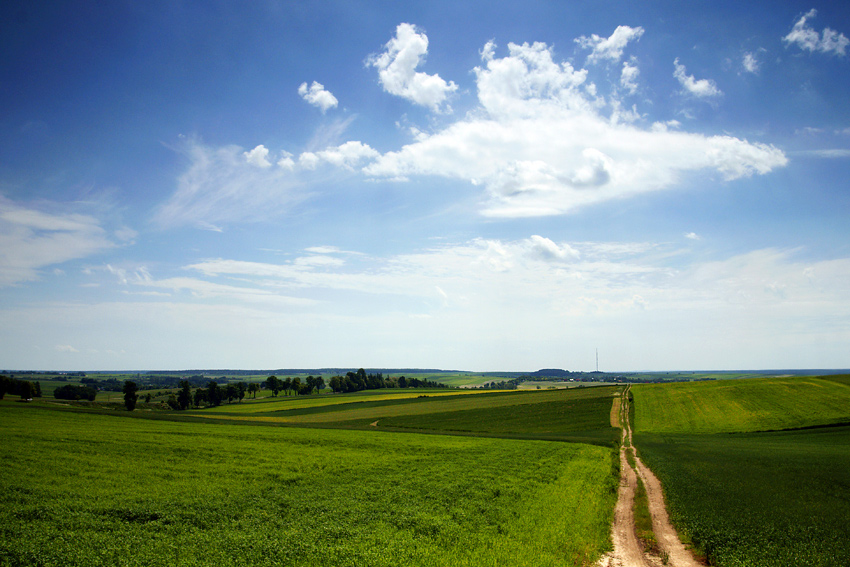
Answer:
2;374;849;566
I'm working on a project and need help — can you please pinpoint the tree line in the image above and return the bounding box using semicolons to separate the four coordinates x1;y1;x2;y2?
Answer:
0;376;42;400
327;369;449;393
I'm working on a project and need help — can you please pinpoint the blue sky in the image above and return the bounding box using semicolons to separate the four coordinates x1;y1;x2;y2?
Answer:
2;1;849;371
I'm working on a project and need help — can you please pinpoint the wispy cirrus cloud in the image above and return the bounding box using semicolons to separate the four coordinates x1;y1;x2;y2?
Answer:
0;195;117;287
177;238;850;344
153;137;377;230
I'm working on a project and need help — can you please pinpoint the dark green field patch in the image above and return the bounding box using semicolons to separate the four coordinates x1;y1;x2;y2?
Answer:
635;426;850;567
375;396;618;445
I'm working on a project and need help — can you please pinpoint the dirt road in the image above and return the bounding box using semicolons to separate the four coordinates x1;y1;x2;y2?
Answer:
598;387;704;567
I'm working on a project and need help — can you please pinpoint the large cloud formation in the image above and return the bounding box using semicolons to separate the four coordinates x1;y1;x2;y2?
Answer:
365;40;786;217
157;25;788;227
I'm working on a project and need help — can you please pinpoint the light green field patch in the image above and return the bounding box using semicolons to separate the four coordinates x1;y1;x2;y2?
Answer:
633;376;850;434
208;389;483;414
0;402;616;567
195;386;619;427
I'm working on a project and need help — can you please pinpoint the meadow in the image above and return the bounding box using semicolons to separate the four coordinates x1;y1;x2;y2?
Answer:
0;387;619;567
633;376;850;567
633;376;850;434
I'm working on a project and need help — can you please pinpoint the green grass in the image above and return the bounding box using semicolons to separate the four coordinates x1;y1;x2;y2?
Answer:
633;376;850;434
0;401;617;567
374;388;619;445
632;376;850;566
183;387;621;446
635;427;850;567
208;388;481;414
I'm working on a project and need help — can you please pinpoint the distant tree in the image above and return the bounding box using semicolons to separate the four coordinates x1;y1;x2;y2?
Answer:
193;387;207;407
236;381;246;402
166;393;179;410
328;375;343;393
290;377;301;396
398;376;407;388
314;376;325;392
0;375;10;399
145;393;152;403
54;384;97;401
33;381;42;398
207;381;222;406
177;380;192;410
19;381;34;401
305;376;317;394
123;381;139;411
264;376;281;397
225;383;239;403
247;382;259;399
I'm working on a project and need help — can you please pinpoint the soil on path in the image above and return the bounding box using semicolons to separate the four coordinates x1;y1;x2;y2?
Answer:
598;388;704;567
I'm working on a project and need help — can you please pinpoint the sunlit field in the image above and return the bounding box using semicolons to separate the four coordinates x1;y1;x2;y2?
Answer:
0;401;617;567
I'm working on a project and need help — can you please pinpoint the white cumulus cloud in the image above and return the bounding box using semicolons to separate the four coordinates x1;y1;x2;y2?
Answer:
244;144;272;168
673;58;722;98
298;81;339;113
367;23;458;112
784;9;849;56
742;52;760;74
576;25;645;63
315;141;379;170
363;41;785;217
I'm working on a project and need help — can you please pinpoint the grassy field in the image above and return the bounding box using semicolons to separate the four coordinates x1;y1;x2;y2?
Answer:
207;388;481;413
184;387;620;445
633;376;850;567
633;376;850;434
375;387;619;445
0;401;617;567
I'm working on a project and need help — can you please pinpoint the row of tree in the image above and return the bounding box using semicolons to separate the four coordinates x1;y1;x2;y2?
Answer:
0;376;42;400
263;375;324;396
327;369;449;393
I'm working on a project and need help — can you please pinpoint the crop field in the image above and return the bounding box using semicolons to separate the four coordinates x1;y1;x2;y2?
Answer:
0;401;617;567
375;388;618;445
633;376;850;434
633;376;850;566
188;386;620;445
208;388;482;414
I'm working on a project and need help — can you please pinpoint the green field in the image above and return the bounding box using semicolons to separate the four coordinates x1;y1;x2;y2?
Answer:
633;376;850;567
375;387;619;445
633;376;850;434
7;372;850;566
181;387;619;444
0;387;619;567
